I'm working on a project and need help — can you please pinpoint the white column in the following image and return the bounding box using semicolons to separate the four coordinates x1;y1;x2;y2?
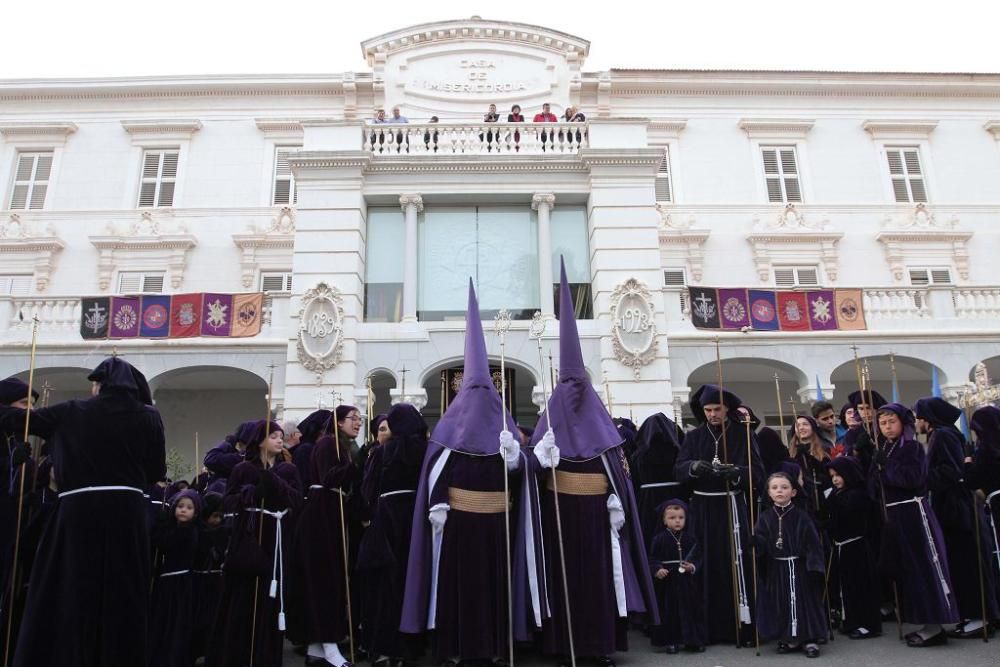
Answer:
532;193;556;318
399;193;423;322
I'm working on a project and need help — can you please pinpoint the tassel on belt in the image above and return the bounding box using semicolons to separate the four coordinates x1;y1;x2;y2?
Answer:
448;487;509;514
546;470;609;496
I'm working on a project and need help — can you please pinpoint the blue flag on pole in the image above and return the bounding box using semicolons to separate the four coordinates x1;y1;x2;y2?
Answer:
815;374;824;401
931;367;942;398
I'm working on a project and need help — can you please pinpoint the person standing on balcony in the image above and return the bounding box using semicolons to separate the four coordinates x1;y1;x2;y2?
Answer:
0;357;166;667
482;104;499;150
507;105;525;122
533;102;558;151
389;106;409;123
388;106;410;153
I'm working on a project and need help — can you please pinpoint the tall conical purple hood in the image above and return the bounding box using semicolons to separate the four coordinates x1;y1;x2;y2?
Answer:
531;260;622;460
430;279;517;455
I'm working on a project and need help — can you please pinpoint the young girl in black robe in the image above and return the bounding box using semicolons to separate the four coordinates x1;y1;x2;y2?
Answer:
754;472;827;658
825;457;881;639
647;499;705;653
149;489;202;667
208;420;302;667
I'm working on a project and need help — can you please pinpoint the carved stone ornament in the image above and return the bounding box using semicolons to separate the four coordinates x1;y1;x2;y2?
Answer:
296;282;345;383
609;277;658;379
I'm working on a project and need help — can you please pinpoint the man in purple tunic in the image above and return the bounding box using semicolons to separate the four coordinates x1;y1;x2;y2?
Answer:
528;262;658;666
401;281;531;666
674;383;764;646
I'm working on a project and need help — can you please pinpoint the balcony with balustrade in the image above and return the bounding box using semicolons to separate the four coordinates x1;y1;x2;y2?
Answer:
363;121;588;156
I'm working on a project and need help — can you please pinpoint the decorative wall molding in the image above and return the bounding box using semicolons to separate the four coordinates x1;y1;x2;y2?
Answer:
0;213;64;291
0;121;77;143
738;118;814;139
120;119;203;137
658;206;709;282
647;119;688;139
89;212;196;290
232;208;296;288
862;119;938;139
748;206;842;282
876;205;973;282
985;120;1000;141
297;282;345;384
609;277;658;379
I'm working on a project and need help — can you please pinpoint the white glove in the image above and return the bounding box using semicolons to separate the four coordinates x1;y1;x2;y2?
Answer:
499;430;520;471
429;503;450;535
533;428;560;469
607;493;625;533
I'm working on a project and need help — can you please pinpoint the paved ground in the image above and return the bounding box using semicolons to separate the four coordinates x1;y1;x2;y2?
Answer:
282;625;997;666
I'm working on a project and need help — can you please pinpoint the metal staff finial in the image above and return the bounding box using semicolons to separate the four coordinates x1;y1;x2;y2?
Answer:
399;364;408;398
492;307;514;667
774;373;788;449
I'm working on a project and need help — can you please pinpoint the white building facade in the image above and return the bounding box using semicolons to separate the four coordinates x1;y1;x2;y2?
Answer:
3;18;1000;471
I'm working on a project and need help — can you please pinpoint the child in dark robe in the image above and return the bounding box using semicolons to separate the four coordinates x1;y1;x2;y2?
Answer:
754;472;827;658
208;420;302;667
875;403;958;647
149;489;202;667
647;500;706;653
192;492;227;662
825;457;882;639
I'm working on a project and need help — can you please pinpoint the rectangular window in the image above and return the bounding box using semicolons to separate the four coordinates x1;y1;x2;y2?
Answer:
550;205;593;319
9;151;53;210
272;146;299;205
365;208;406;322
761;146;802;203
774;266;819;287
137;149;179;208
418;206;540;321
117;271;165;293
886;147;927;203
908;267;952;286
260;271;293;292
655;146;673;203
0;275;31;296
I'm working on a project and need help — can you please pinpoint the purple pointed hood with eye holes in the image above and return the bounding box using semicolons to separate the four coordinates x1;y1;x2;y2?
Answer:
529;260;622;460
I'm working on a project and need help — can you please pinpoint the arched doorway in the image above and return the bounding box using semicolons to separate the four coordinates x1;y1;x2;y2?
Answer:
830;355;940;408
419;358;539;431
150;366;268;482
685;357;807;428
11;366;92;405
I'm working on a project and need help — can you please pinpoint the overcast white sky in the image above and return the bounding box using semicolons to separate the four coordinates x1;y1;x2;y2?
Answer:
4;0;999;79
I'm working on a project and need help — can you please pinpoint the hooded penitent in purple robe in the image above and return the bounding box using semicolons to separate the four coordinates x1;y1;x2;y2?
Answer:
875;403;959;625
527;261;658;659
400;281;532;662
631;413;688;548
674;383;765;645
208;420;301;667
968;407;1000;609
357;403;428;660
915;397;1000;623
0;358;166;667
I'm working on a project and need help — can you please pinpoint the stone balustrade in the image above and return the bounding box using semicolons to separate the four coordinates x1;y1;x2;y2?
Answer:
363;121;588;155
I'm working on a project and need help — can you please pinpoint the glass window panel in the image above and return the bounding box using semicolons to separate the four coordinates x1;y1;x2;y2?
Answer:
366;207;406;283
476;206;538;315
418;206;477;319
549;206;590;283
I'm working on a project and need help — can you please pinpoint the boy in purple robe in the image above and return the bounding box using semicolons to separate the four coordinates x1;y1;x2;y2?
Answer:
401;281;528;667
753;472;827;658
528;262;658;666
0;358;166;667
675;384;764;646
874;403;958;647
915;397;1000;638
648;499;705;653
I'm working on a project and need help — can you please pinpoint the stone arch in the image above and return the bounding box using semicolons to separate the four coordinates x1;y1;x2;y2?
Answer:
684;356;808;426
10;366;93;405
830;354;942;408
419;355;540;429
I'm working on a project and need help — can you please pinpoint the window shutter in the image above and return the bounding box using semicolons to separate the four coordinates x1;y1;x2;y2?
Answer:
908;268;930;286
774;268;796;287
930;268;952;284
663;269;686;287
138;149;179;208
118;272;142;293
887;147;927;203
142;274;165;293
9;152;52;210
261;271;293;292
654;146;673;202
284;274;294;291
762;149;783;202
273;147;298;205
796;267;819;286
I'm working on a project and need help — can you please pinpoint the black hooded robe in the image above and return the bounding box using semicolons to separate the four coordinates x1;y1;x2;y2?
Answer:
631;413;687;549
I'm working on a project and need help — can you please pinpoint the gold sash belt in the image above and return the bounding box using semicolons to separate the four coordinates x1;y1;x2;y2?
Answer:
547;470;609;496
448;487;509;514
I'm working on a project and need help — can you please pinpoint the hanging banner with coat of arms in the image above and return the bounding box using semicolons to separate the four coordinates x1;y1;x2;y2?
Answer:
79;292;265;340
687;287;866;332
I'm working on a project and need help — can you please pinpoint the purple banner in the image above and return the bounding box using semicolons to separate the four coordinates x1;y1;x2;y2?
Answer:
109;296;141;338
718;288;750;329
200;293;233;337
806;290;839;331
